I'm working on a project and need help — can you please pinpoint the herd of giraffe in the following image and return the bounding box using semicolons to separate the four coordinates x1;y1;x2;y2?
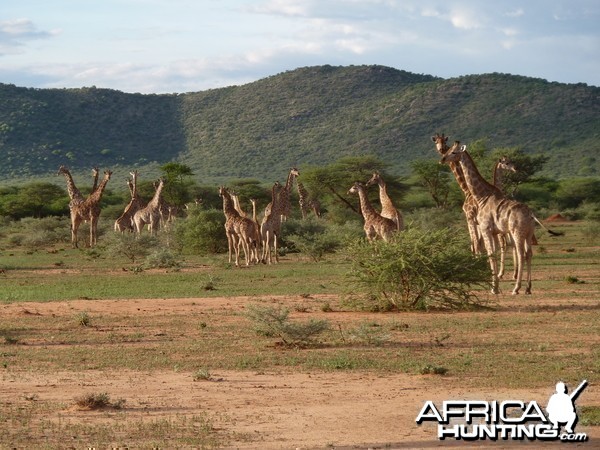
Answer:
57;133;556;294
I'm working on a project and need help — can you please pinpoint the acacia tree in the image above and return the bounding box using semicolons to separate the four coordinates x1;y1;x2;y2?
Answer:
300;155;400;219
159;162;195;206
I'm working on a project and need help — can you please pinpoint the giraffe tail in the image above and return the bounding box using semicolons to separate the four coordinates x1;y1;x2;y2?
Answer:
533;215;564;236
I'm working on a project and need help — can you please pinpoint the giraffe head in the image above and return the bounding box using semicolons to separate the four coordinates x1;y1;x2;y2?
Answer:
289;168;300;179
431;133;450;155
92;167;99;177
218;186;229;198
57;165;69;176
365;172;381;187
497;156;517;173
103;170;113;180
439;143;467;165
347;181;364;195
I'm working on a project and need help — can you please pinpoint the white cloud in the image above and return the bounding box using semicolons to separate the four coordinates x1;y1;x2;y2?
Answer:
505;8;525;18
449;9;484;30
0;18;59;55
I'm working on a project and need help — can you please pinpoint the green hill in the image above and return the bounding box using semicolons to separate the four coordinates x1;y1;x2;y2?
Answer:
0;65;598;183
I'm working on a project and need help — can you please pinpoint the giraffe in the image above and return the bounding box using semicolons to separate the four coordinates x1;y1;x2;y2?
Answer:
133;178;165;235
278;168;299;221
365;172;404;231
432;135;483;255
348;181;397;242
440;145;535;295
58;166;111;248
114;170;145;233
261;181;284;264
493;157;518;279
296;181;322;219
219;186;257;267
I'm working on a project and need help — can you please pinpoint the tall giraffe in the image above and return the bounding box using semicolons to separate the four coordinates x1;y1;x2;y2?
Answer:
58;166;111;248
114;170;145;233
133;178;165;235
219;186;257;267
493;156;518;279
365;172;404;231
348;181;397;242
261;181;284;264
296;181;322;219
440;145;535;295
432;135;483;254
278;168;299;221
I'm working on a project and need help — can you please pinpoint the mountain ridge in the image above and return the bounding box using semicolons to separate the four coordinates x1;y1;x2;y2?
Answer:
0;64;598;183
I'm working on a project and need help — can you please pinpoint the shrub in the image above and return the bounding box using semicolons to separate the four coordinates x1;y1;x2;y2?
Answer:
104;232;158;264
245;304;330;347
144;248;182;269
345;228;490;311
283;217;345;261
173;208;227;254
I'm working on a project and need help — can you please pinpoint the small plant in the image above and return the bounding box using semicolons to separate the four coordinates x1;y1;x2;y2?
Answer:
202;275;218;291
320;302;333;312
245;304;330;347
74;392;125;410
579;406;600;426
421;365;448;376
193;368;212;381
75;311;91;327
144;248;182;269
348;321;390;347
565;276;585;284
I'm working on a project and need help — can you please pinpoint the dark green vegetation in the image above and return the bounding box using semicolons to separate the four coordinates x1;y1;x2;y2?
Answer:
1;65;598;183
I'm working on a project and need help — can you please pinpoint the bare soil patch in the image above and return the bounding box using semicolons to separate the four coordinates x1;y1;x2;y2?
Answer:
1;295;599;448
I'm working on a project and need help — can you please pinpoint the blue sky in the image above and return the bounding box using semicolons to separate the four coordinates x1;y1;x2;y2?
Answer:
1;0;598;93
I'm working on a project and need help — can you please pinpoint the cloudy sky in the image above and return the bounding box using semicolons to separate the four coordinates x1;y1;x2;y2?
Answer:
1;0;598;93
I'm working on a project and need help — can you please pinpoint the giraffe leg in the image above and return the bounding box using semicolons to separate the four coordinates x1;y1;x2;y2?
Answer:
512;238;525;295
273;232;279;263
498;234;506;279
524;240;533;294
481;231;499;294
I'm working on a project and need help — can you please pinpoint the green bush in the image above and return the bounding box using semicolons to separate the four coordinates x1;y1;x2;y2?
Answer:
245;304;330;347
283;217;353;261
345;228;490;311
104;232;159;264
173;208;226;255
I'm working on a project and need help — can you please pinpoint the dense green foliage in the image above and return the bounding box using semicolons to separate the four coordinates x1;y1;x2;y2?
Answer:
1;65;598;183
345;228;491;311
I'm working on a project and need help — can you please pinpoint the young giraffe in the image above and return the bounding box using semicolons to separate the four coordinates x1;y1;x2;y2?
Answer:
58;166;111;248
219;187;257;267
133;178;165;235
296;181;322;219
348;181;397;242
441;145;535;295
114;170;145;233
261;181;284;264
249;198;261;263
365;172;404;231
278;168;300;221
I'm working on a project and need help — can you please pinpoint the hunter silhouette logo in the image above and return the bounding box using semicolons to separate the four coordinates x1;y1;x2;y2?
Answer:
546;380;587;435
416;380;589;442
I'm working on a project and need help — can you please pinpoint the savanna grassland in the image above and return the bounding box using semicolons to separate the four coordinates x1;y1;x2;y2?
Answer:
0;218;599;448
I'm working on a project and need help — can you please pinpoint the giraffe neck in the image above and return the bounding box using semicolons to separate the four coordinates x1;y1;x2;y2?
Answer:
356;186;378;219
493;162;507;191
87;175;110;203
284;171;296;193
251;200;257;222
458;151;499;201
448;162;471;196
61;170;83;202
222;192;238;218
149;182;164;207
